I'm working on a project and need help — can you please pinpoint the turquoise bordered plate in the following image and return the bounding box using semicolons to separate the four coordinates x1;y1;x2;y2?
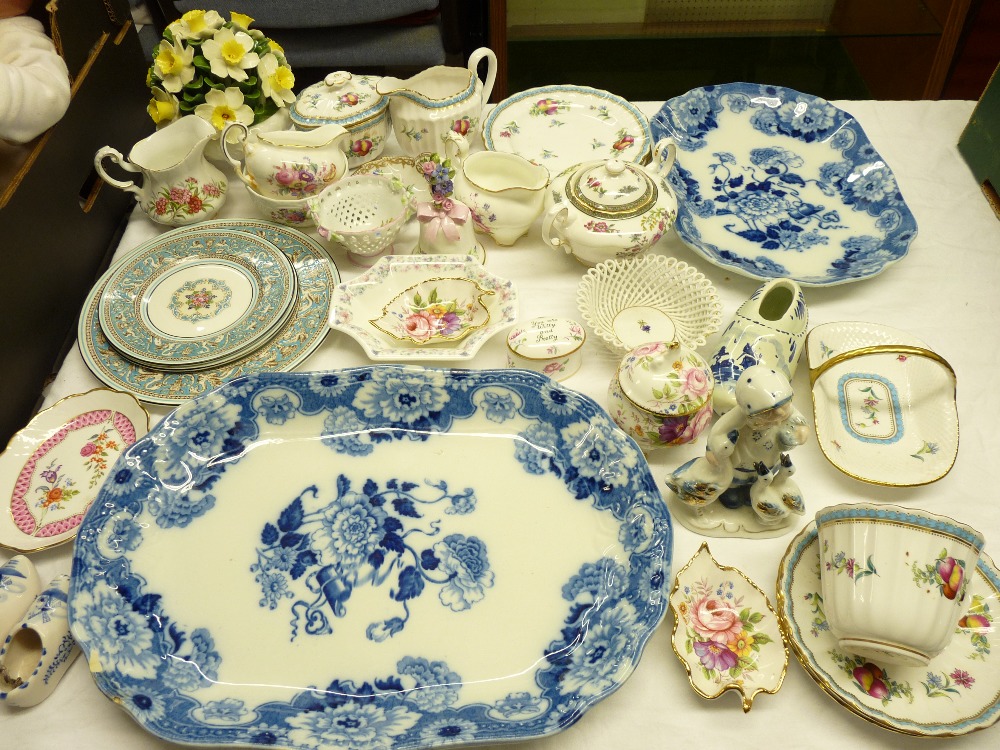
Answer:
78;220;339;405
776;522;1000;736
69;367;671;750
650;83;918;285
98;229;297;370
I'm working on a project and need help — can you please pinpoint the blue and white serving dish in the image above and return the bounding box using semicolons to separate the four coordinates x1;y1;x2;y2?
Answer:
651;83;918;286
69;367;671;750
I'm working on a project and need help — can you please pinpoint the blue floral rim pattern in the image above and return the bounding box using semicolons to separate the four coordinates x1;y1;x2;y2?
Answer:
650;83;918;286
815;505;985;549
68;367;671;750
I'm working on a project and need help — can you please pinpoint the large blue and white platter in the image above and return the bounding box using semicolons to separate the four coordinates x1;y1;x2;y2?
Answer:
69;367;672;749
651;83;918;286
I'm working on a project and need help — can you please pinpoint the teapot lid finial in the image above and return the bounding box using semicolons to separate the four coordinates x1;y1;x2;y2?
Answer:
324;71;353;88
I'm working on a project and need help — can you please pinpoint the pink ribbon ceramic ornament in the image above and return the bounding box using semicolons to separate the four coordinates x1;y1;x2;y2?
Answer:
417;199;471;242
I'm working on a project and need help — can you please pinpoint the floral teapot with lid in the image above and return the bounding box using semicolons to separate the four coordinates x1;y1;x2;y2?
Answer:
375;47;497;156
542;139;679;266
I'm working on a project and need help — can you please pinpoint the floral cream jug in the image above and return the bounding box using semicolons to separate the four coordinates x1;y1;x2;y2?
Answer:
442;131;549;245
376;47;497;156
221;121;351;199
94;116;227;226
542;138;679;266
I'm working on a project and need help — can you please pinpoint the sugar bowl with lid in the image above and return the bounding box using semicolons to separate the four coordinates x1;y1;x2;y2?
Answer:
289;71;391;167
542;139;679;266
607;340;714;451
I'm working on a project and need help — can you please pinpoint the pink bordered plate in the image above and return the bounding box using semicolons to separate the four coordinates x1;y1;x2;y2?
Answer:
0;389;149;552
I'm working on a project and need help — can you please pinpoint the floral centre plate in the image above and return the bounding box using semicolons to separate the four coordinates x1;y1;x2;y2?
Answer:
776;522;1000;736
98;229;297;370
69;367;671;750
0;389;148;552
78;220;339;405
483;85;653;177
651;83;918;285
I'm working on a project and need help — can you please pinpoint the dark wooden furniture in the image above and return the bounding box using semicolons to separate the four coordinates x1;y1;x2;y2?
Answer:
0;0;152;446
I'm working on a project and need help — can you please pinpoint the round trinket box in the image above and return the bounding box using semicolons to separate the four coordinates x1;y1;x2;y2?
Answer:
608;341;714;450
506;316;586;381
290;71;391;167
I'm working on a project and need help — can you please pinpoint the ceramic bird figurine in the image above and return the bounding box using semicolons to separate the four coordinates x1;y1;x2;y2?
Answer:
666;365;808;527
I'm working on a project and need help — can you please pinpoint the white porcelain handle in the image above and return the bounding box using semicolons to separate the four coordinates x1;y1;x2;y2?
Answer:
441;130;469;165
651;137;678;177
94;146;142;196
541;204;572;255
220;122;254;189
468;47;497;106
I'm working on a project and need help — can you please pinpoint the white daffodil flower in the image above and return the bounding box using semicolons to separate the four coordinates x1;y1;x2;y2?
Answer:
194;86;255;132
258;53;295;107
147;86;180;126
153;37;195;94
202;28;260;82
168;9;224;42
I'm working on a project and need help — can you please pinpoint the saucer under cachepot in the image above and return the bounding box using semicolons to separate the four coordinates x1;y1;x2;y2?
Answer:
776;522;1000;736
670;543;787;712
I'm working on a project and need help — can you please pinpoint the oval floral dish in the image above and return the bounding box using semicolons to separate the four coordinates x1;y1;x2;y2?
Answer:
68;367;671;750
776;522;1000;736
0;389;149;552
651;83;917;285
670;543;787;711
370;277;494;345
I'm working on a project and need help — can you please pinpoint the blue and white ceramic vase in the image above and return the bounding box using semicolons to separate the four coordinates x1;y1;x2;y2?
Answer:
710;278;807;414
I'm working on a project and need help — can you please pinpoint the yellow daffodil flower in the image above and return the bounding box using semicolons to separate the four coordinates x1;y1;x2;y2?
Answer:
258;53;295;107
147;87;179;126
202;27;260;82
153;37;195;94
194;87;254;132
229;12;254;30
168;9;224;41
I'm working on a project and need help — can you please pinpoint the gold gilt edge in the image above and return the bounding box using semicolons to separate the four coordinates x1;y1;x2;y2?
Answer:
668;541;789;713
774;523;1000;737
0;388;151;554
808;380;960;488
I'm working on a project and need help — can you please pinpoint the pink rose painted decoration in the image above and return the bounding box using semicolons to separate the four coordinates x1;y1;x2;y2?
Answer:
670;543;787;712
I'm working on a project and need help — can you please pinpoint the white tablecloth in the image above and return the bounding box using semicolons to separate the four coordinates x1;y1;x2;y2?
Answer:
5;99;1000;748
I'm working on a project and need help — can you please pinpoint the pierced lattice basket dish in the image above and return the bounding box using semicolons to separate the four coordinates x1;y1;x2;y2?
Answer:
308;174;414;266
577;255;722;353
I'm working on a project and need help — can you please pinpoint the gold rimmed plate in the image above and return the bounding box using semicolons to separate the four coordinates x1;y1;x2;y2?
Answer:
776;522;1000;736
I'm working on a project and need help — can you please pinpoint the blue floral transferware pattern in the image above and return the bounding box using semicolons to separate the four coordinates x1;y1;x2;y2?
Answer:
78;220;338;405
776;523;1000;736
651;83;918;285
69;367;671;750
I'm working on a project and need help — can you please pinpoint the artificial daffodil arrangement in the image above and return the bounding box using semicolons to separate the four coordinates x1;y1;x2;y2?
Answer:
146;10;295;132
